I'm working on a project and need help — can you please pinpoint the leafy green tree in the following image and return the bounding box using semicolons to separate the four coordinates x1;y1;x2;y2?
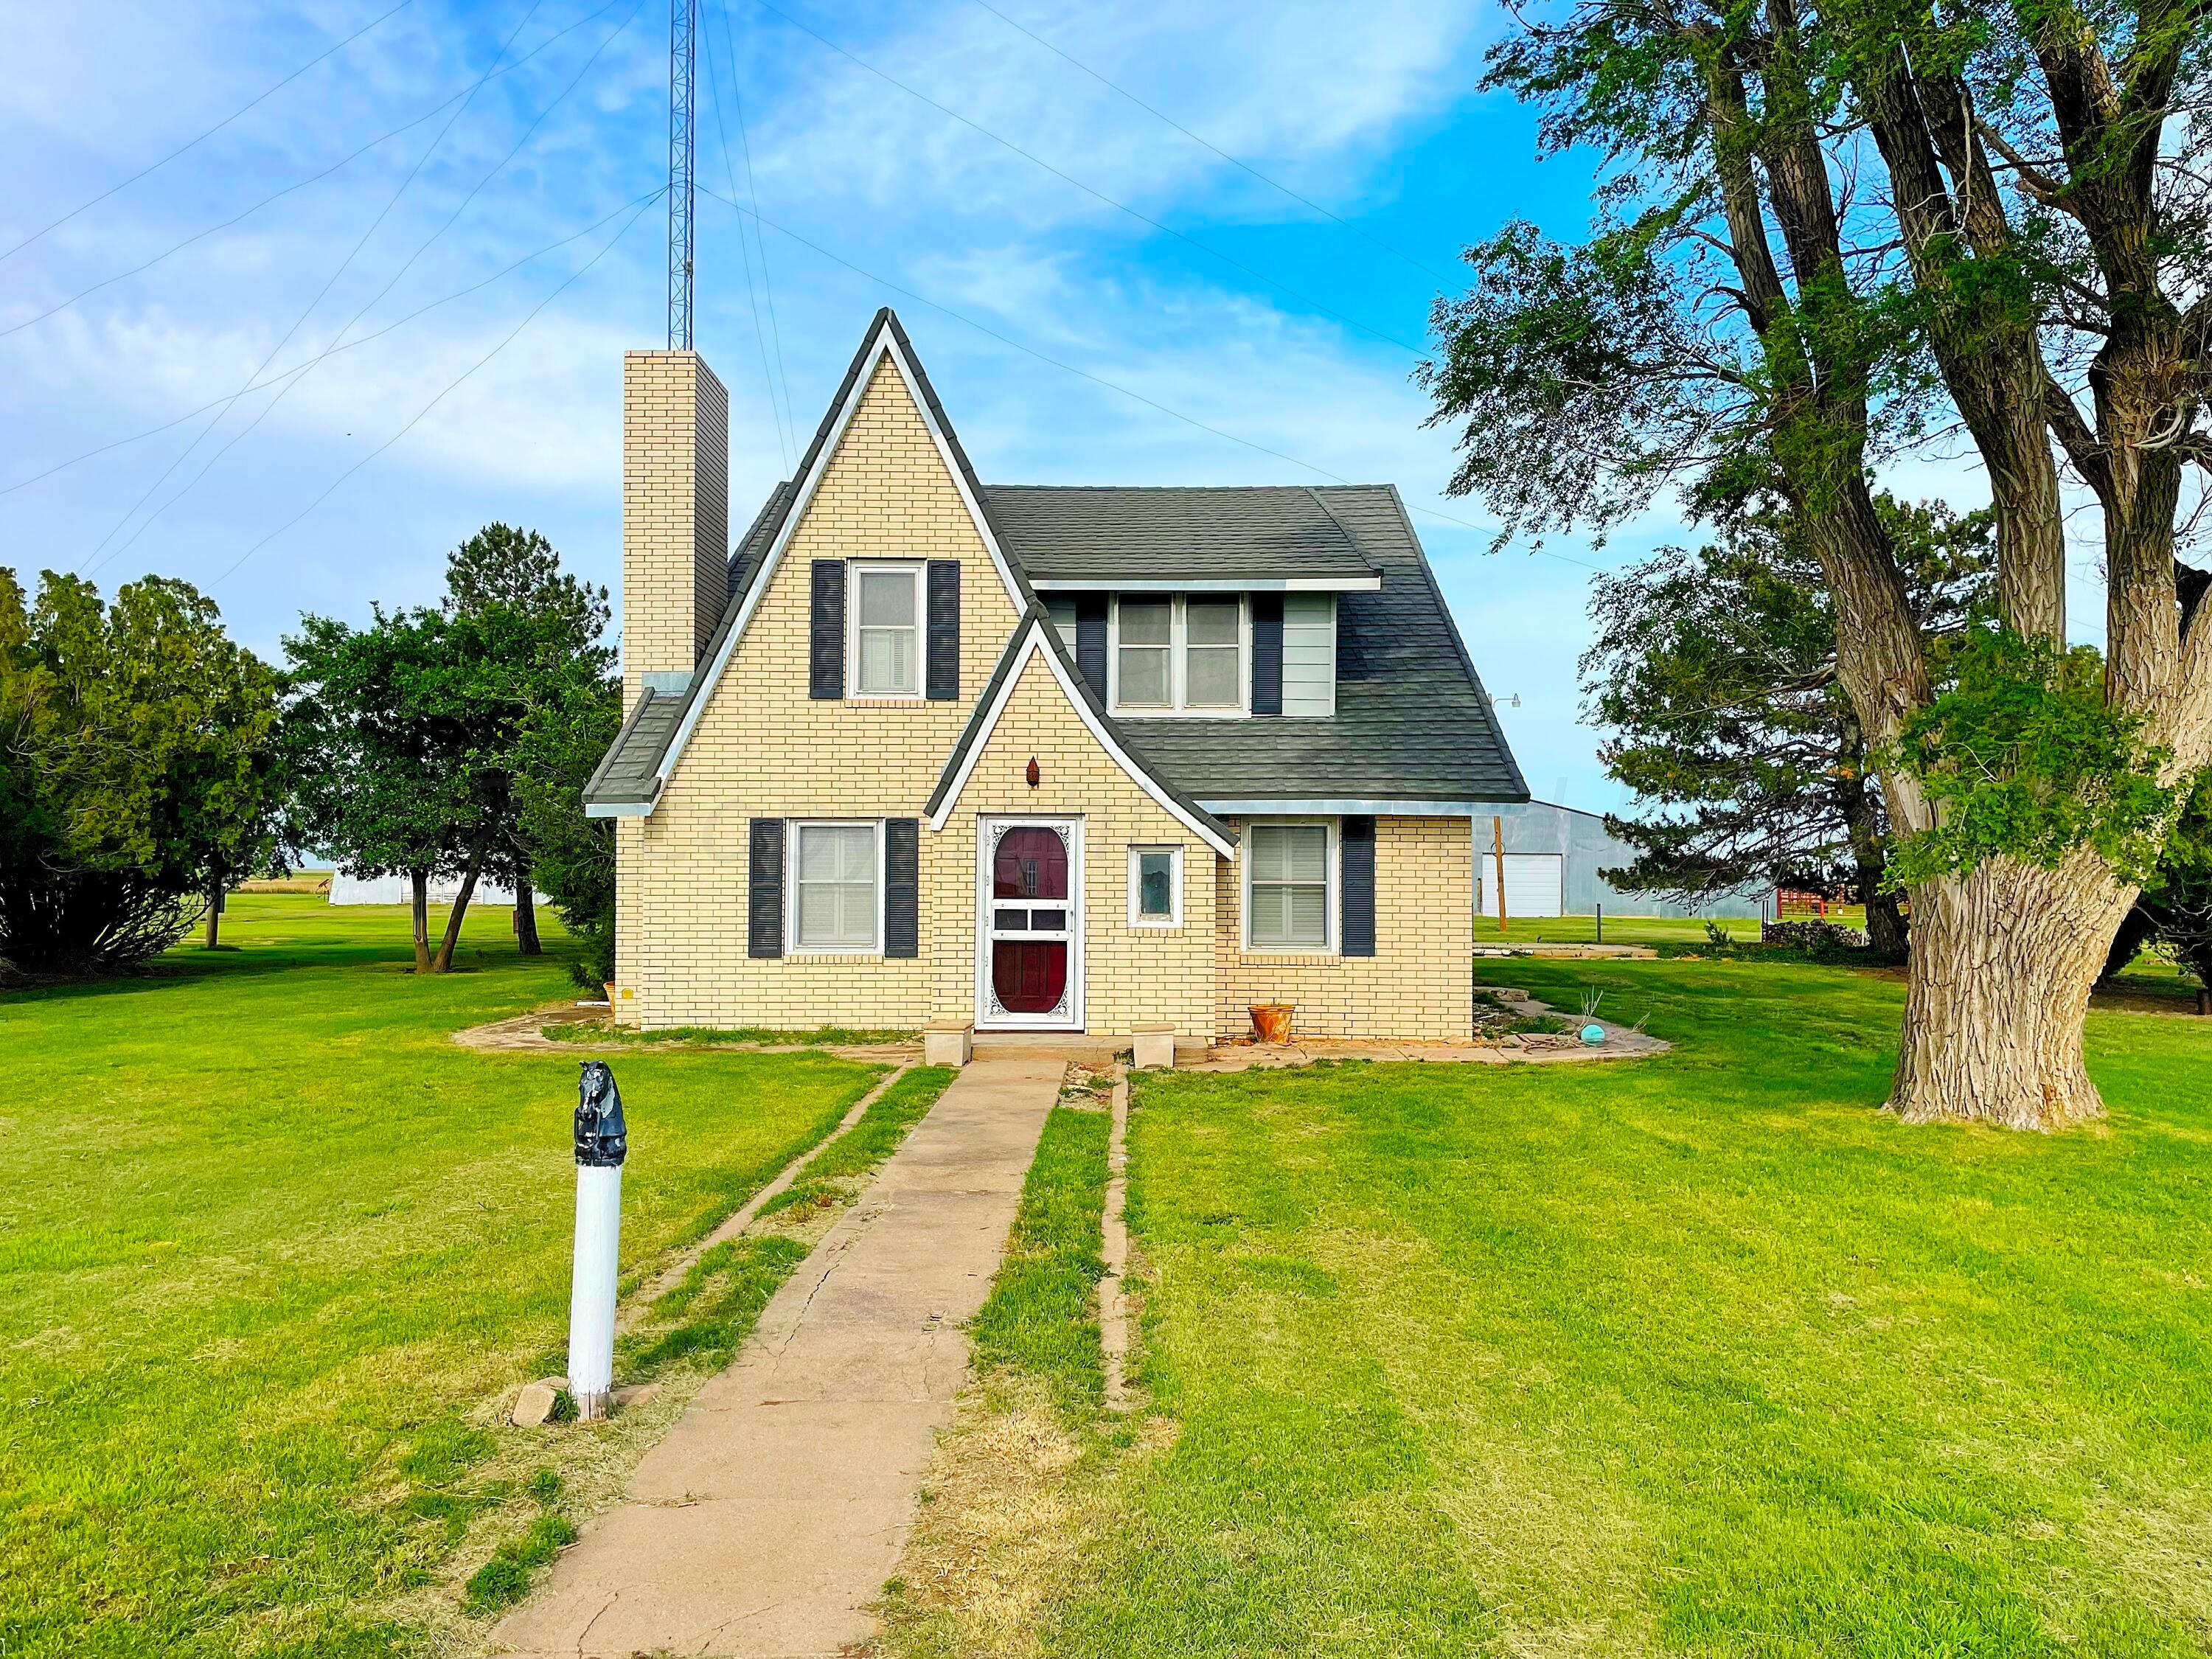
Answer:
284;607;470;972
1587;498;1992;957
1425;0;2212;1127
514;689;620;987
285;525;613;975
442;523;613;961
0;569;282;975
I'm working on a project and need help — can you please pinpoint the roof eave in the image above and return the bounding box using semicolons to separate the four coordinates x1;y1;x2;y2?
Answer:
1027;574;1381;593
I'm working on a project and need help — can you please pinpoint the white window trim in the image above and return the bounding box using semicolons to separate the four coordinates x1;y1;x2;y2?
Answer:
1240;817;1339;956
1107;594;1250;718
1126;844;1184;928
786;818;886;956
845;560;927;700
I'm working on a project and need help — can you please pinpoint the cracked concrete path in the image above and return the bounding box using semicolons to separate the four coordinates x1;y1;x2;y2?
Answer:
491;1050;1066;1659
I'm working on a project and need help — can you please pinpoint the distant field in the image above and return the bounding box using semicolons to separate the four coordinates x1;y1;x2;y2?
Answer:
1472;912;1765;945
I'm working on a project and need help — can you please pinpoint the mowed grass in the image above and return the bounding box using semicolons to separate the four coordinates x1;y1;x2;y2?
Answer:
0;894;884;1658
939;957;2212;1658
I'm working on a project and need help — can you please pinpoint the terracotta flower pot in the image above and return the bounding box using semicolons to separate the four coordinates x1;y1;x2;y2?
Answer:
1250;1003;1294;1044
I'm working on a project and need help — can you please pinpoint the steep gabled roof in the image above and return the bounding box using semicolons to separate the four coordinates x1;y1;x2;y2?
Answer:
586;310;1527;818
925;607;1235;856
585;309;1034;816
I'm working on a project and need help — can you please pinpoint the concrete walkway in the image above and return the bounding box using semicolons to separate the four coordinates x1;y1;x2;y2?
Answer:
493;1050;1066;1659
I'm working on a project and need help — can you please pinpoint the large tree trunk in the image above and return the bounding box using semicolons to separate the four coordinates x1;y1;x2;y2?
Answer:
512;860;542;956
410;869;432;975
204;872;223;950
431;838;490;975
1890;853;2136;1129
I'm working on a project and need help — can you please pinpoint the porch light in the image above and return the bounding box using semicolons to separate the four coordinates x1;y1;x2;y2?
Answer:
1026;757;1040;787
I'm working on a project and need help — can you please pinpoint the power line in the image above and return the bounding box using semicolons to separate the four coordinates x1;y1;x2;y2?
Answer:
211;188;664;590
695;181;1604;574
3;0;622;343
962;0;1463;289
717;0;799;459
88;0;644;576
1;189;664;501
700;1;792;465
747;0;1429;358
83;0;557;577
1;0;419;265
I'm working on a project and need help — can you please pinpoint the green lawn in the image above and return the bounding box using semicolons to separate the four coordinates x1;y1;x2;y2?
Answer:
894;955;2212;1658
0;894;886;1659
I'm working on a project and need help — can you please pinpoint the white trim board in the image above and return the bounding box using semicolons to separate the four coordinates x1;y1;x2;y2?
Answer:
1029;575;1380;593
1198;798;1506;817
928;619;1237;859
647;320;1029;810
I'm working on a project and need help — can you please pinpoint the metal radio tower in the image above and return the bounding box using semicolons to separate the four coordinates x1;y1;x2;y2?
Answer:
667;0;697;349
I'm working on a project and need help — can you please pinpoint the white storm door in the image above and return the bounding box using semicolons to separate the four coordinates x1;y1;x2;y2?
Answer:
976;818;1085;1030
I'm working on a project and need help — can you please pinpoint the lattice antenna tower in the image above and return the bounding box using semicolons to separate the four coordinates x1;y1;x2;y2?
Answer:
667;0;697;349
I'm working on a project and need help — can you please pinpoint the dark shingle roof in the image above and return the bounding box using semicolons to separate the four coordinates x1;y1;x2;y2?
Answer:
984;485;1378;583
583;688;685;809
586;310;1526;813
1110;487;1527;804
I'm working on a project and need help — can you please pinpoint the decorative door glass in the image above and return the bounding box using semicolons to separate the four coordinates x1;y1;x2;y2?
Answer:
989;826;1072;1017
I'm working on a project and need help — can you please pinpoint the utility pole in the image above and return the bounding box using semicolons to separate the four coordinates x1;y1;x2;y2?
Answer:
667;0;697;349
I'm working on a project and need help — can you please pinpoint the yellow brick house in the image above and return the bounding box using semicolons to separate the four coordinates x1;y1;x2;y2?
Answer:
585;311;1528;1048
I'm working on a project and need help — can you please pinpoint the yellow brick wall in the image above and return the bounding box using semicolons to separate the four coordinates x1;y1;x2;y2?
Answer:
617;349;1025;1029
927;647;1217;1038
622;351;728;712
1213;815;1474;1042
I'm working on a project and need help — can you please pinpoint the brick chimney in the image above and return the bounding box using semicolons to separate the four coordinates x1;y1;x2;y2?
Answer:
622;351;729;711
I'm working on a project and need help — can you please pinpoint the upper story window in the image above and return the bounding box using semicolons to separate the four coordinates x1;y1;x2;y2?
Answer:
849;562;922;697
1110;595;1247;716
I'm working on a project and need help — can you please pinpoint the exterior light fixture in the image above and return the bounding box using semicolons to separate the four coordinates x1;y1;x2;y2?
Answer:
1026;757;1041;787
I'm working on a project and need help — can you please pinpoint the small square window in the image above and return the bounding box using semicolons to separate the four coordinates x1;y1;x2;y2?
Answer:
1127;845;1183;927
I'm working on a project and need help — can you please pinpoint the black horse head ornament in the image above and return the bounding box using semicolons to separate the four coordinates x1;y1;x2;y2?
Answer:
574;1060;627;1167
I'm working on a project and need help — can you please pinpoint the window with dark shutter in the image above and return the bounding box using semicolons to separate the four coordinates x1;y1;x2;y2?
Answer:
1340;815;1376;957
1075;594;1108;695
1251;594;1284;715
884;818;920;956
925;563;959;700
748;818;785;957
809;560;845;699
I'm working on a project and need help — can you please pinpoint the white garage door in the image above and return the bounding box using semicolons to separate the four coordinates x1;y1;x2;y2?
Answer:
1478;852;1564;919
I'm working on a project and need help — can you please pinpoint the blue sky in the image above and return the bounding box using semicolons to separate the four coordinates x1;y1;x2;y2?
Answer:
7;0;1754;810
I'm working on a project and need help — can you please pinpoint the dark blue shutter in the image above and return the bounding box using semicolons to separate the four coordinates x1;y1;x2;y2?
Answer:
1251;594;1284;715
1340;815;1376;957
809;561;845;699
1075;594;1108;696
885;818;919;958
748;818;785;958
925;563;960;700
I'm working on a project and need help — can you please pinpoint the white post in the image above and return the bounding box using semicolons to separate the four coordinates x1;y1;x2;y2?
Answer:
568;1163;622;1418
568;1061;627;1420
